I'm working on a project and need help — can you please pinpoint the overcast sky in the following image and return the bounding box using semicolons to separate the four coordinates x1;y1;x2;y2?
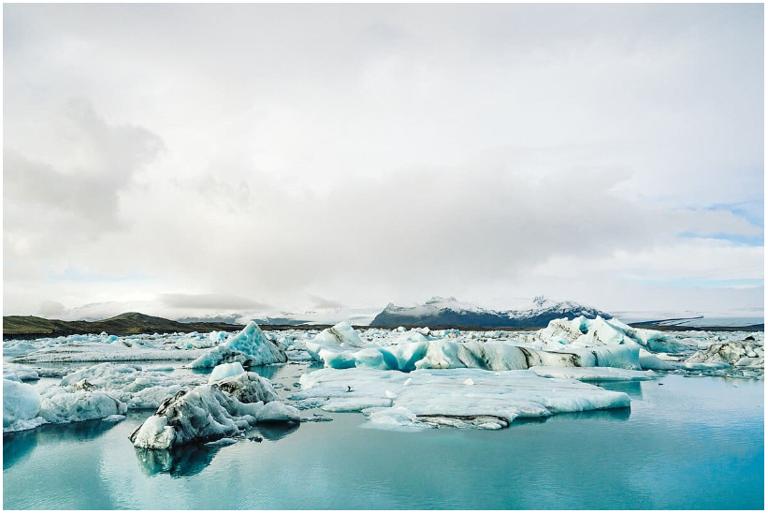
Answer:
3;4;764;320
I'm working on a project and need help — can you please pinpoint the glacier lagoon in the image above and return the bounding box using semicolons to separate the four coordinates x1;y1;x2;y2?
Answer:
3;369;763;509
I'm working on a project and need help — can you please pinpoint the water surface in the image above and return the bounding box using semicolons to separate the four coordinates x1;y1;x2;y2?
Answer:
3;373;763;509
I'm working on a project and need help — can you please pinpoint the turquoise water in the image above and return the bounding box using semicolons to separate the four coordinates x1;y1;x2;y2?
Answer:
3;373;764;509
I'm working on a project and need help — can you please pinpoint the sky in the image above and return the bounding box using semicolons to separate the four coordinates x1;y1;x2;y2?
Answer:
3;4;764;321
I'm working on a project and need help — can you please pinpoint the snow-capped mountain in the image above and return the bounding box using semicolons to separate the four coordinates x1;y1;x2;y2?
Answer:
369;296;611;328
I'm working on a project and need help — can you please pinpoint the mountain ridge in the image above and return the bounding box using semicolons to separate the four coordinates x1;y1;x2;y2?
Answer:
2;312;244;339
369;296;611;328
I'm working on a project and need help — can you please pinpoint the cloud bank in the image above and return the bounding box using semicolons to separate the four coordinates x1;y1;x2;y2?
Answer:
3;4;763;319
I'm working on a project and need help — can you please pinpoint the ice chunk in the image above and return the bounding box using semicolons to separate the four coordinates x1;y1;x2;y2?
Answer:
130;371;299;449
310;321;365;348
293;368;630;431
58;362;205;410
304;322;367;362
189;322;286;369
307;317;643;373
208;362;246;383
39;387;127;424
530;366;656;381
3;365;40;382
305;323;426;371
686;340;764;370
3;379;43;432
3;339;39;357
14;343;206;363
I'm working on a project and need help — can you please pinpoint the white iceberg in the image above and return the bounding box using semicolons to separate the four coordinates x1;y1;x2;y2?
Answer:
58;362;205;410
4;373;130;431
3;365;40;382
208;362;247;383
130;363;300;449
14;343;206;364
189;322;287;369
686;339;764;368
293;367;630;431
305;318;644;372
312;321;366;348
3;379;45;432
537;316;699;355
39;387;127;424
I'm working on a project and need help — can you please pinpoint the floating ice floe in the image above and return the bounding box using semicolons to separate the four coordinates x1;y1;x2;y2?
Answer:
13;342;206;364
3;377;128;432
189;322;287;369
57;362;206;410
3;364;40;382
686;339;764;368
6;330;235;363
130;363;300;449
529;366;656;381
304;318;646;372
534;316;698;357
39;386;127;424
3;379;45;432
302;317;763;378
292;367;630;431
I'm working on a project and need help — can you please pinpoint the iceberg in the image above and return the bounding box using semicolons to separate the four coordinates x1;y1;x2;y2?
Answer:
58;362;206;410
39;387;127;424
189;322;287;369
208;362;247;383
305;318;644;372
3;365;40;382
309;321;365;348
686;339;764;368
130;363;300;449
4;373;130;431
13;343;206;364
293;367;631;431
3;379;45;432
537;316;700;355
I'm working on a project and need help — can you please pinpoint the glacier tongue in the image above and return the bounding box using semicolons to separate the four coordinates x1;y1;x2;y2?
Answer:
293;367;631;431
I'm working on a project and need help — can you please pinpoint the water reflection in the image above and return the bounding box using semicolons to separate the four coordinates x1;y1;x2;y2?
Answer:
595;380;643;398
3;430;38;470
135;444;221;478
188;364;280;380
511;406;631;427
249;365;278;380
3;418;120;470
250;421;300;441
134;422;301;476
556;407;631;422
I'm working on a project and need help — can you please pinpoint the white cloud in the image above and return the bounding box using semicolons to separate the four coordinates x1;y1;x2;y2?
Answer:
3;4;763;318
